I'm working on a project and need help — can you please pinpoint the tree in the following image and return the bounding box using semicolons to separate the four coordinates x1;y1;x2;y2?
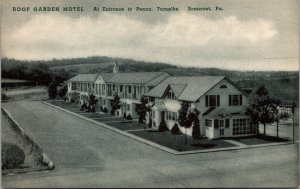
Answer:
191;109;201;139
110;94;121;115
89;94;98;112
246;85;280;136
58;86;68;98
158;119;168;132
135;97;150;124
178;102;192;145
171;123;181;134
48;81;58;99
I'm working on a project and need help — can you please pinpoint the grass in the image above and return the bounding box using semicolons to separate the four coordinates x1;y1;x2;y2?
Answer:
128;130;236;152
1;111;46;173
227;134;290;146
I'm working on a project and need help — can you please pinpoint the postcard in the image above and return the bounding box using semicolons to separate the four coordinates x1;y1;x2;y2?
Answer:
1;0;299;188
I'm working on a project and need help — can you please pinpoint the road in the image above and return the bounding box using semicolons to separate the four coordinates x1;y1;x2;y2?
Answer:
2;101;299;188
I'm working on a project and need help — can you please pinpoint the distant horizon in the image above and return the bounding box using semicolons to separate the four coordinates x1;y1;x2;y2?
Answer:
2;55;299;73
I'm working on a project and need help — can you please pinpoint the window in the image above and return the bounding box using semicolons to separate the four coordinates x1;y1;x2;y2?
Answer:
205;119;212;127
120;85;123;92
128;86;131;93
220;120;224;128
205;95;220;107
220;85;228;89
126;104;130;111
113;84;115;91
229;95;243;106
166;90;176;99
232;118;255;135
166;111;177;121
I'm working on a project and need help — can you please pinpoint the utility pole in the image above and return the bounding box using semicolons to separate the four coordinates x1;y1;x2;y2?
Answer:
276;117;279;138
292;101;295;143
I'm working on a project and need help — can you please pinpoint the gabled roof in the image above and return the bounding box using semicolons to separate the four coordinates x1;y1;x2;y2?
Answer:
107;72;170;85
145;76;244;102
98;73;114;82
68;74;99;82
169;84;187;98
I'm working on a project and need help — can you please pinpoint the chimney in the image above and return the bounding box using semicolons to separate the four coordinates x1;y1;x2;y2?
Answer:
113;61;119;73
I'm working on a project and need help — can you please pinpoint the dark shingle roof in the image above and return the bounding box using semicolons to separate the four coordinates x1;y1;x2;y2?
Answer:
68;74;99;82
98;73;114;82
169;84;187;98
107;72;170;85
144;76;226;102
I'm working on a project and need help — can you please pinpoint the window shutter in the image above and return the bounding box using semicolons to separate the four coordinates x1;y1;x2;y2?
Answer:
214;119;219;128
240;95;243;105
217;95;220;106
205;95;208;107
229;95;232;106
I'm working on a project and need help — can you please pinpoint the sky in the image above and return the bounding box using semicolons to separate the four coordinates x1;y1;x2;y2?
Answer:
1;0;299;71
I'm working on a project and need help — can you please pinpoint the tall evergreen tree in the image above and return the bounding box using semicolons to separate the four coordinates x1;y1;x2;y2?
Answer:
135;97;150;124
178;102;192;145
192;109;201;139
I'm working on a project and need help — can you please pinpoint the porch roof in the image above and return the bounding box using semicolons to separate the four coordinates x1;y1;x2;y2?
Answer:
203;106;246;118
152;102;167;110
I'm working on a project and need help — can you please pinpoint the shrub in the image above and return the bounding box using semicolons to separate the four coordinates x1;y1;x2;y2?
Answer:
126;114;133;120
158;119;168;132
279;112;290;120
58;86;68;98
1;92;10;101
103;107;108;113
2;143;25;170
110;109;115;115
171;123;181;134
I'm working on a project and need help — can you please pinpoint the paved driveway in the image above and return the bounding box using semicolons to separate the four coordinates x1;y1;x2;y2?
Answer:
2;101;299;188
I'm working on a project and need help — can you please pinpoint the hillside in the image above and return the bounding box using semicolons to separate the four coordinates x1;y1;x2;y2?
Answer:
1;56;298;103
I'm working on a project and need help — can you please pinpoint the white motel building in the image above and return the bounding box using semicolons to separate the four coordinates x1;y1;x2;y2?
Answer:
67;62;257;139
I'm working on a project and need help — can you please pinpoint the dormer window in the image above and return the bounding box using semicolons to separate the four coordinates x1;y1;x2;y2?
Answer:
220;85;227;89
166;90;175;99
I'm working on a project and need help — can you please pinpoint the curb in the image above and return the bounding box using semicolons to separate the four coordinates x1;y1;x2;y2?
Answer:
43;101;295;155
1;107;55;174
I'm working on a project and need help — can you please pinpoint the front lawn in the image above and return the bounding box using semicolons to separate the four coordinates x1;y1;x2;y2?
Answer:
108;122;148;131
231;135;290;146
128;130;236;152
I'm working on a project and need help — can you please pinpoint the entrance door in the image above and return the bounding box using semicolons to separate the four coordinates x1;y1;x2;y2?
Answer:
219;120;225;136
